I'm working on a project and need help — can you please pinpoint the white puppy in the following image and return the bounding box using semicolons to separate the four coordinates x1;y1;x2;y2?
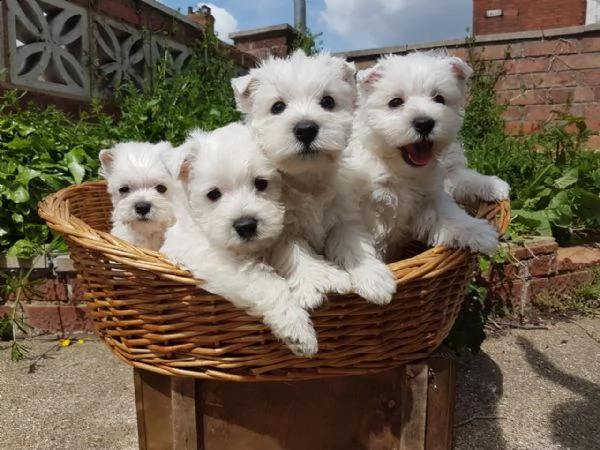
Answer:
160;123;318;357
232;50;397;309
99;141;178;251
347;50;500;262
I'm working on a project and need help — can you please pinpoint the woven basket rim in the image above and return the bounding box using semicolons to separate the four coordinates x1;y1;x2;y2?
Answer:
37;180;511;286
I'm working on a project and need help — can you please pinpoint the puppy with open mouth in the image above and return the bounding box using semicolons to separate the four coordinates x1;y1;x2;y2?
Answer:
346;50;500;262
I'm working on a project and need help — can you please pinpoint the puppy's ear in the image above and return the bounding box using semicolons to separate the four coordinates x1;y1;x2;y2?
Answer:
177;151;196;185
231;74;257;113
449;57;473;87
341;60;357;86
99;149;114;176
356;64;381;94
159;143;188;179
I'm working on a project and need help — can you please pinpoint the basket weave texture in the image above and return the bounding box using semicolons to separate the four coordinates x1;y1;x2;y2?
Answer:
38;181;510;381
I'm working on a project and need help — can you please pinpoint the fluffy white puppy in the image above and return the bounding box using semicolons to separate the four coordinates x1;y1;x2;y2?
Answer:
232;49;397;309
160;123;318;357
347;50;500;262
99;141;178;251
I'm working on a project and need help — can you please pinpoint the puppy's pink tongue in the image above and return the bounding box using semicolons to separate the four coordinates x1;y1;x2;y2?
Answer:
404;141;434;166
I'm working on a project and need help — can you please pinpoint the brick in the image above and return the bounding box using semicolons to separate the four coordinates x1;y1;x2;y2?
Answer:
555;54;600;71
480;45;511;60
511;58;548;74
487;279;524;307
579;37;600;53
580;70;600;86
505;121;542;135
527;254;559;277
496;75;524;91
503;106;523;121
505;90;540;106
524;105;557;121
557;246;600;272
573;87;596;103
25;305;95;333
584;104;600;118
531;72;578;88
506;238;558;259
530;270;594;302
67;277;87;304
36;279;68;302
523;39;578;57
586;135;600;150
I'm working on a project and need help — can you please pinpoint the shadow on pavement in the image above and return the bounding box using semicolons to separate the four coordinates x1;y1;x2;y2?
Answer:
516;336;600;450
454;350;507;450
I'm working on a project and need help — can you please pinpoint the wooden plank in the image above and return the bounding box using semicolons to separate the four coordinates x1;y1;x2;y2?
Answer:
134;368;174;450
425;351;457;450
399;362;429;450
201;368;405;450
171;377;203;450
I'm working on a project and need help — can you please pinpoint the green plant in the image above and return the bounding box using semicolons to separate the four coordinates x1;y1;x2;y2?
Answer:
0;91;105;257
460;37;600;244
444;283;489;354
291;28;323;56
103;36;242;145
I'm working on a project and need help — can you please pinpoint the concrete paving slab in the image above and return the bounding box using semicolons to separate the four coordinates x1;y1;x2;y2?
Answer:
1;317;599;450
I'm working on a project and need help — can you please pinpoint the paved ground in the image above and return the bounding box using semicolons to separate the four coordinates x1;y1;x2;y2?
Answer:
1;317;599;450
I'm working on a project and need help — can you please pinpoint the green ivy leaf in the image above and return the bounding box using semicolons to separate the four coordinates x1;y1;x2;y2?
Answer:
5;186;29;204
554;167;579;189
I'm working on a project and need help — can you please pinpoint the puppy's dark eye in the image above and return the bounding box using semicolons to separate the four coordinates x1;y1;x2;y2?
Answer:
118;186;130;195
155;184;167;194
206;188;222;202
319;96;335;110
271;101;286;115
433;94;446;105
254;178;268;191
388;98;404;108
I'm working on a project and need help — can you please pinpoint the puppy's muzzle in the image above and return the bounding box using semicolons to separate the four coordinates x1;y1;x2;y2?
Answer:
293;120;319;146
134;201;152;218
233;217;258;240
412;116;435;136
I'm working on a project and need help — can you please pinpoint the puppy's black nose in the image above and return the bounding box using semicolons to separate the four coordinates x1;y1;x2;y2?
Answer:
134;201;152;216
413;116;436;136
233;217;258;240
293;120;319;146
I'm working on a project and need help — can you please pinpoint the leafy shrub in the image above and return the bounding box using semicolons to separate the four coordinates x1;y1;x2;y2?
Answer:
460;39;600;245
0;92;104;256
0;37;244;257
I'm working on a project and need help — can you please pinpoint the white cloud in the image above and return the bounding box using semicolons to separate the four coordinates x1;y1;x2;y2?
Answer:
199;3;239;43
320;0;472;51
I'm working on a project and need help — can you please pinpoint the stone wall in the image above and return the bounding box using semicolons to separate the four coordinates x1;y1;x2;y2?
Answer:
483;237;600;317
339;24;600;148
0;0;256;115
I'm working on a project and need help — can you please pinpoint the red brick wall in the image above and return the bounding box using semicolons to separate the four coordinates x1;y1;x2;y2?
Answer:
473;0;586;35
342;26;600;149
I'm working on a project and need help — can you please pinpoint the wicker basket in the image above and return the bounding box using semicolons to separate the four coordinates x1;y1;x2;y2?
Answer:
38;181;510;381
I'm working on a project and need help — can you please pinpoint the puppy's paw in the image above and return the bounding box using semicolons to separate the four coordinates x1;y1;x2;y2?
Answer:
278;308;319;357
321;265;353;295
479;176;510;202
292;284;327;310
436;218;500;256
350;261;397;305
467;220;500;255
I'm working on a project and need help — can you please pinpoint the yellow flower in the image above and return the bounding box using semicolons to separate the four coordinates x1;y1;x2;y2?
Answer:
77;338;85;345
59;339;71;347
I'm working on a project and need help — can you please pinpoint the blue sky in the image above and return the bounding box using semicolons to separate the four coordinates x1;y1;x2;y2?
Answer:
159;0;473;53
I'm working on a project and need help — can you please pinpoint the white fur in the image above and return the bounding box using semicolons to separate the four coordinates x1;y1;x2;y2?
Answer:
347;50;500;261
232;50;397;309
441;141;510;204
160;123;318;357
99;141;179;251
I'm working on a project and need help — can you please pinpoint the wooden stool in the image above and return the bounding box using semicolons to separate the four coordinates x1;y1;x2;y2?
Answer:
134;348;457;450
